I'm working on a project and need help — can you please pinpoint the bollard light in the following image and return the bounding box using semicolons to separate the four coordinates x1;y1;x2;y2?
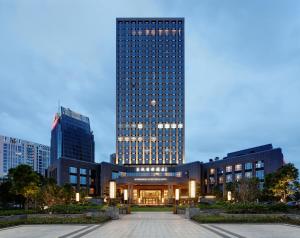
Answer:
75;192;80;202
175;188;180;201
227;191;232;201
109;180;116;199
189;180;196;199
124;189;128;201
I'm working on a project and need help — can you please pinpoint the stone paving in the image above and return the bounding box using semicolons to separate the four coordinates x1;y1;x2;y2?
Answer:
1;212;300;238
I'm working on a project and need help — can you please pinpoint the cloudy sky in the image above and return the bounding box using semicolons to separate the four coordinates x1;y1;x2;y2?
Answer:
0;0;299;168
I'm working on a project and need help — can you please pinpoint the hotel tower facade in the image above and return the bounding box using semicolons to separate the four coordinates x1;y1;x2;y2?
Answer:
116;18;185;165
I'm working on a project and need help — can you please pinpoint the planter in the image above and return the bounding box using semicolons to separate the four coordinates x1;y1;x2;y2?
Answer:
185;207;200;219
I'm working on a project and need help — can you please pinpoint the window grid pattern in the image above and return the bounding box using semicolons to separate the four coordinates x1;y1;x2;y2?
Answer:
116;18;185;165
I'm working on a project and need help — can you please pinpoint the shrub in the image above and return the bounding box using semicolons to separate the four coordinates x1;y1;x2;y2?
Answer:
48;204;104;214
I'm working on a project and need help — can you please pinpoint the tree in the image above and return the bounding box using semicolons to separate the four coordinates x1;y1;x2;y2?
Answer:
0;181;14;208
60;183;75;204
8;165;41;209
267;163;299;202
225;178;260;202
38;178;61;207
238;178;260;203
211;185;223;200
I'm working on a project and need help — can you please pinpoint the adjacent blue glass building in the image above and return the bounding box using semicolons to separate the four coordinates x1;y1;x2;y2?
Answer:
116;18;185;165
51;107;95;163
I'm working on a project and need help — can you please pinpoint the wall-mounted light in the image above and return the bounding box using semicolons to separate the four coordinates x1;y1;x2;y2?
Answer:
109;181;116;199
189;180;196;199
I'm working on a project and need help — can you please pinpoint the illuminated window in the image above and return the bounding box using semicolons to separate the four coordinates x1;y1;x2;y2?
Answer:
209;168;215;175
165;123;170;129
235;164;242;171
158;123;163;129
256;161;264;169
226;166;232;173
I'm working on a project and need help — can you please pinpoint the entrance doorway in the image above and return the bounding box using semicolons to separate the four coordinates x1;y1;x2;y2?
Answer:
140;190;161;205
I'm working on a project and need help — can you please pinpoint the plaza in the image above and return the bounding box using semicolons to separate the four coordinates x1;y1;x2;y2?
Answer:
1;212;300;238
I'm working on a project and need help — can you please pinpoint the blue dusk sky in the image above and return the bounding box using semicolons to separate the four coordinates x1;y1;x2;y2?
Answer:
0;0;299;168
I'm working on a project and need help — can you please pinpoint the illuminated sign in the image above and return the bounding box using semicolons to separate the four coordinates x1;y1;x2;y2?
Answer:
134;178;167;181
131;29;182;36
51;114;60;130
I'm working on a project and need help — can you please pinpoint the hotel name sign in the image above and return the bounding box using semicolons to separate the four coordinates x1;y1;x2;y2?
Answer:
134;178;167;182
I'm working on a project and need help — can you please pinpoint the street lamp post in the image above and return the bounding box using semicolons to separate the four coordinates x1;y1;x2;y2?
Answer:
174;188;180;214
189;180;196;207
109;180;116;206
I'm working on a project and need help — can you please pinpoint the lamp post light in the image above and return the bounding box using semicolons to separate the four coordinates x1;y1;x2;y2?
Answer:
174;188;180;214
227;191;232;201
109;180;116;206
124;189;128;202
123;188;130;214
189;180;196;207
75;192;80;202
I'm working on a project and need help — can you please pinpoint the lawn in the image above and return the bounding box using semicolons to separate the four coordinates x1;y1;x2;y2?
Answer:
130;206;173;212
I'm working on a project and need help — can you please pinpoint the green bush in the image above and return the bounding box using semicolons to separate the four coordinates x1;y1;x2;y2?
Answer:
225;203;268;214
268;203;288;212
0;209;37;216
0;216;110;229
197;202;290;214
192;214;300;225
48;204;104;214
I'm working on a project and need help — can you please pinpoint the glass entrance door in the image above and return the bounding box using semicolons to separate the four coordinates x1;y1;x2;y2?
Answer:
140;190;161;205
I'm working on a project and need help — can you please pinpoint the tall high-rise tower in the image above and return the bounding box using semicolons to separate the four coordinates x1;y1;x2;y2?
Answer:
116;18;184;165
51;107;95;164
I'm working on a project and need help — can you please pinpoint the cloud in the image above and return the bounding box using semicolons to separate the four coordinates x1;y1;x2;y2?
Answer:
0;0;299;168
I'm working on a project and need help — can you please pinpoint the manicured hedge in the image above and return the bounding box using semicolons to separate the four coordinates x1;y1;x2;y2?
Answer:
197;202;291;214
48;204;105;214
0;216;110;229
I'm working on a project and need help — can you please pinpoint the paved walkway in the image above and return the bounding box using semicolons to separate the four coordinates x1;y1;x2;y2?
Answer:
1;212;300;238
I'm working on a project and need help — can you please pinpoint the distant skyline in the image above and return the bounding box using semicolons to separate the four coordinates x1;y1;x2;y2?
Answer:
0;0;299;169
